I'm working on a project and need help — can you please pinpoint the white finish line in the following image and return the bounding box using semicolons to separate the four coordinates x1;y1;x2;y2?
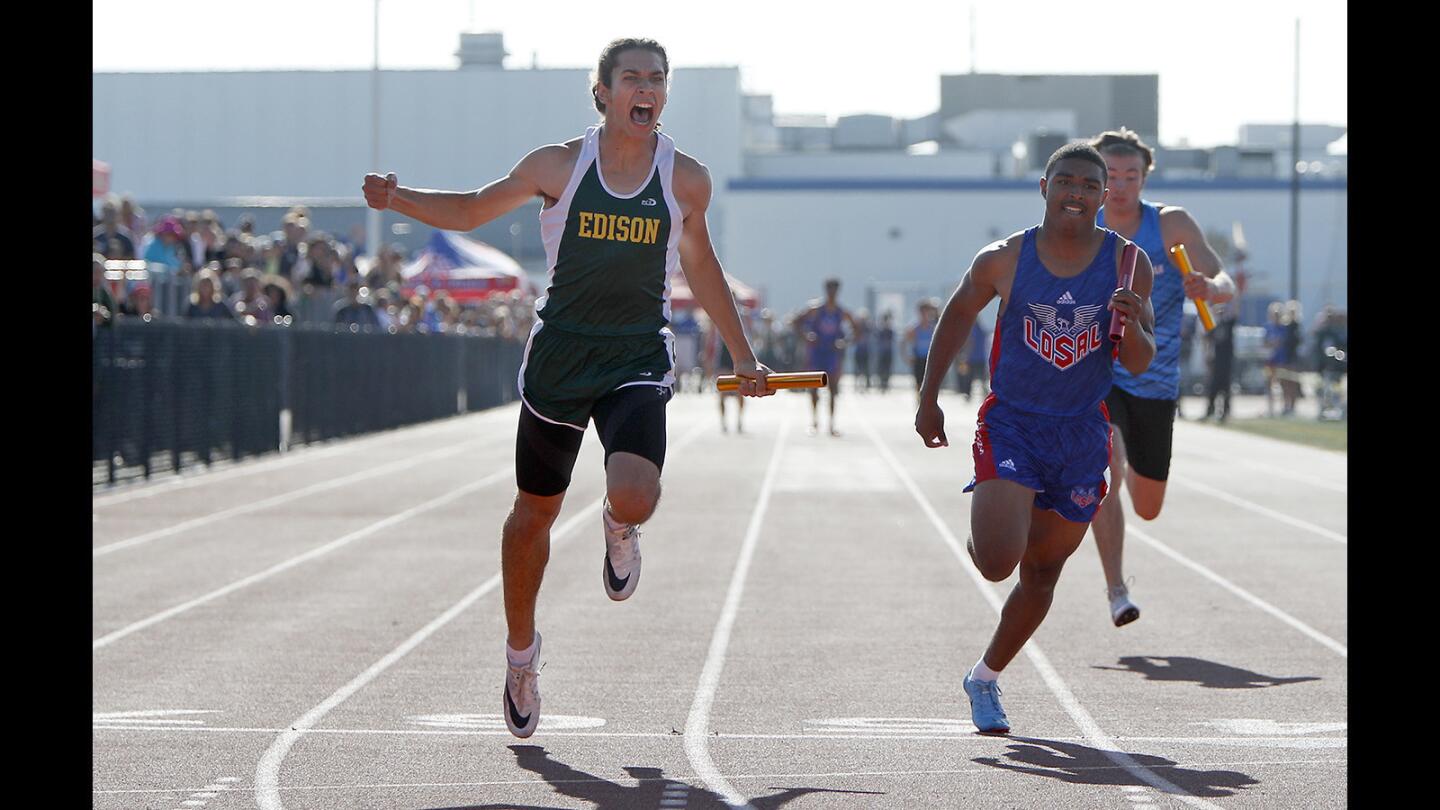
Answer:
92;724;1348;748
100;758;1347;797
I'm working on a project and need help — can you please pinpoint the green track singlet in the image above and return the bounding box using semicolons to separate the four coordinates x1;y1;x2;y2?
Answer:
519;126;682;429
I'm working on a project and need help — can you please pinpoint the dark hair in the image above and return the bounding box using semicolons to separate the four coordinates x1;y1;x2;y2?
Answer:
263;277;292;302
1044;143;1108;182
1088;127;1155;174
591;38;669;113
824;277;841;289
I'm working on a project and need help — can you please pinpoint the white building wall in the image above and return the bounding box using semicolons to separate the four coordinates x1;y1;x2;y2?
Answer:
746;151;993;178
722;182;1347;327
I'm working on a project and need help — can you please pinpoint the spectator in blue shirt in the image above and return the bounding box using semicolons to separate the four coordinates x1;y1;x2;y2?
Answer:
141;216;189;274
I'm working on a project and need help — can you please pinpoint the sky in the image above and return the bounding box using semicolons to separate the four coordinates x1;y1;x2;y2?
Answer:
92;0;1346;149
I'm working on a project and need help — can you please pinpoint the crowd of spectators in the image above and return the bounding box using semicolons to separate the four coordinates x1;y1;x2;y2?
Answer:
92;197;537;340
94;198;1345;419
1187;296;1348;422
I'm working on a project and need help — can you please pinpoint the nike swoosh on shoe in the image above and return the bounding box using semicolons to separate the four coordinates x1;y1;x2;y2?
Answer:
605;555;631;593
505;684;532;734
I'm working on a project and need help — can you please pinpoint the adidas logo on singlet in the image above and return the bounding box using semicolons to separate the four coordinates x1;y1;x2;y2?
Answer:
641;198;657;206
1057;292;1076;304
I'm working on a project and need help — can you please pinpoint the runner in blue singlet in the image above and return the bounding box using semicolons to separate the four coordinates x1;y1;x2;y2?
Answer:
1086;129;1236;628
914;143;1156;734
905;299;939;395
796;277;856;436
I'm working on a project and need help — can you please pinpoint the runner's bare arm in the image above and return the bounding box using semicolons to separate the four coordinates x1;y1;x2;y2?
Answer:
362;144;573;232
1161;206;1236;304
915;242;1008;448
674;154;772;395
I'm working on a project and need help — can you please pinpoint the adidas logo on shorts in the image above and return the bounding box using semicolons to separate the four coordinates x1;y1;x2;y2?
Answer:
1000;459;1016;471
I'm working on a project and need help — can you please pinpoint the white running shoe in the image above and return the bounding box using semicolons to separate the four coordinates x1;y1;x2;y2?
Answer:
602;501;641;601
503;633;541;739
1108;582;1140;627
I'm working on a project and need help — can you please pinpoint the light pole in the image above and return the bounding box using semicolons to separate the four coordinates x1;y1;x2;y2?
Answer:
366;0;382;263
1288;18;1300;302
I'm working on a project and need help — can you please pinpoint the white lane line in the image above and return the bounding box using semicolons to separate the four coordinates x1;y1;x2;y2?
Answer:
1128;526;1347;658
92;467;512;650
1175;448;1346;494
859;415;1224;810
93;409;513;507
1167;476;1346;544
91;725;1348;747
254;419;711;810
94;439;486;557
104;758;1347;796
684;417;789;810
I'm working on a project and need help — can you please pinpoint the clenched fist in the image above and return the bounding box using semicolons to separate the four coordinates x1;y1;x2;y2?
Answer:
362;172;398;210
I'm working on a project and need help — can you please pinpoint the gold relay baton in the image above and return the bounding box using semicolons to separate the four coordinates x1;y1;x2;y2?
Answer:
1168;243;1216;332
716;371;829;391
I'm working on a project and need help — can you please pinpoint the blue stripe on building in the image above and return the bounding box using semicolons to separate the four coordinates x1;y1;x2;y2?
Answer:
727;178;1347;192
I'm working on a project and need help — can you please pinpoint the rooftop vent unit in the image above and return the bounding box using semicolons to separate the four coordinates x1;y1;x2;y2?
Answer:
457;32;506;69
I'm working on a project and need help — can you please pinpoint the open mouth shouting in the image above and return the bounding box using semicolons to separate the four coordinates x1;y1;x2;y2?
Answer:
630;101;655;127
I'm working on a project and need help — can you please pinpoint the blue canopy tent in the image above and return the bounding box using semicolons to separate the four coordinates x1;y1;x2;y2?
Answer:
400;230;526;302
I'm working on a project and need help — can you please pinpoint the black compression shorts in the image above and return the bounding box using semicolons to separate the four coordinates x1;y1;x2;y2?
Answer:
515;384;672;496
1103;385;1177;481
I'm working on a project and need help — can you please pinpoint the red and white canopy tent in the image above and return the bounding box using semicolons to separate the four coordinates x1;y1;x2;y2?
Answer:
668;270;762;310
400;230;527;302
93;159;111;198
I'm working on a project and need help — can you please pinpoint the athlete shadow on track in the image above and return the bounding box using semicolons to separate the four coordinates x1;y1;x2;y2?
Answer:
973;736;1260;798
427;744;884;810
1092;655;1320;689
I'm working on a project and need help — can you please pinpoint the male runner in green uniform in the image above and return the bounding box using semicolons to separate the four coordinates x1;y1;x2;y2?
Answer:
363;38;773;738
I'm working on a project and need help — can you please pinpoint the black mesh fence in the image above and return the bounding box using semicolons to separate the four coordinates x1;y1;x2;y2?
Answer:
463;335;523;412
93;320;525;488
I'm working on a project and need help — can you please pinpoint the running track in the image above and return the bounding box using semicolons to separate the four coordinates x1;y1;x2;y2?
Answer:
93;386;1346;809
